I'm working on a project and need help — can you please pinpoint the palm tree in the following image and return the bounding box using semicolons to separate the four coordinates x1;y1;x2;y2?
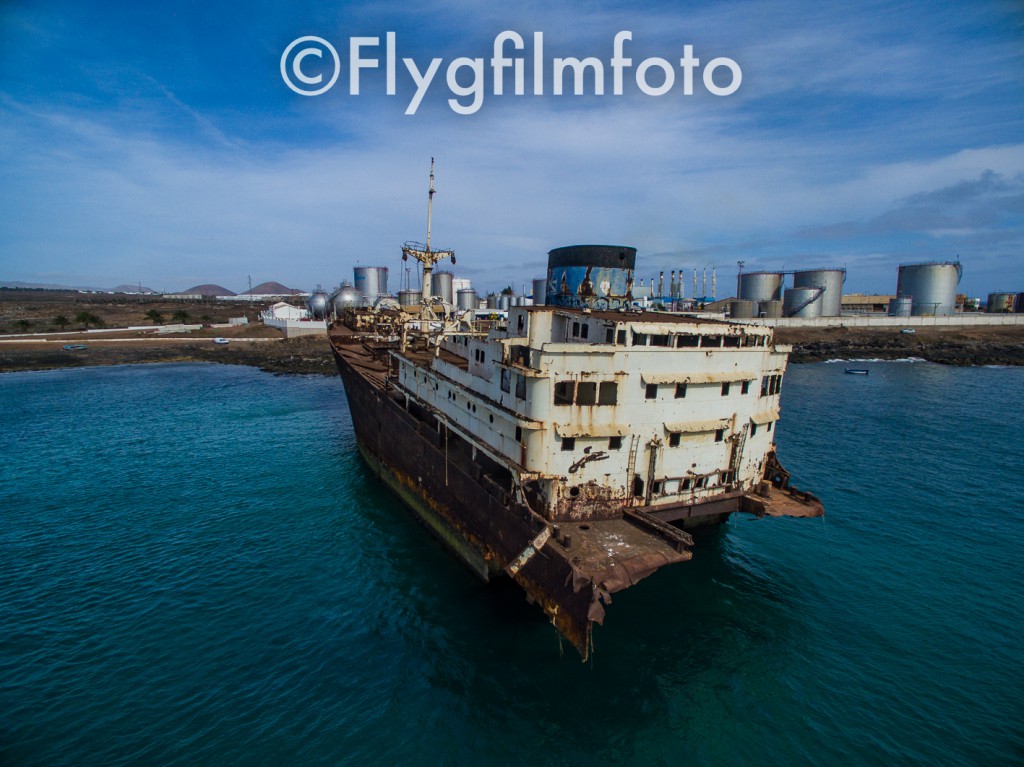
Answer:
53;314;70;330
144;309;165;324
74;311;99;329
14;319;32;332
171;310;190;324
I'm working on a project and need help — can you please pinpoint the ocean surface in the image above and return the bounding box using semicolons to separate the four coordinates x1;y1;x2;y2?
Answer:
1;361;1022;766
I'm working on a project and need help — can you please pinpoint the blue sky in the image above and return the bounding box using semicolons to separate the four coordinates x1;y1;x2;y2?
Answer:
1;0;1022;297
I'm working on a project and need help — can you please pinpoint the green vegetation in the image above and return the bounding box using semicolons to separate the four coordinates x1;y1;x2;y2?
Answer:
74;311;102;329
171;310;190;324
14;319;32;332
144;309;165;325
53;314;70;330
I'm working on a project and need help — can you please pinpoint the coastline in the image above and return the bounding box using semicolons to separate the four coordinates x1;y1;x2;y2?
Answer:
1;324;1022;376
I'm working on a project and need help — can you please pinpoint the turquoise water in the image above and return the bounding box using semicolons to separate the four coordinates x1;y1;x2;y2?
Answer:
1;361;1022;766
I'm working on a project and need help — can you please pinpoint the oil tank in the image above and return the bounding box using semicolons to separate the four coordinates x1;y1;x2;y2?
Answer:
456;289;478;310
532;278;547;305
793;268;845;316
737;272;784;303
547;245;637;310
896;262;961;316
353;266;389;303
486;294;498;310
888;296;913;317
783;286;824;318
306;289;329;320
987;292;1016;313
729;300;757;319
759;299;782;318
329;282;362;315
431;271;454;303
398;290;420;307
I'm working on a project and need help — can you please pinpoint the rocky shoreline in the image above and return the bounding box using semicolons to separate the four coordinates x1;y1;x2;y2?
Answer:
2;325;1022;376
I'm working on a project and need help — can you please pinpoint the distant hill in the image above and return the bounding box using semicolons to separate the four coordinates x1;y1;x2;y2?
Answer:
241;281;303;295
1;280;107;291
183;284;236;297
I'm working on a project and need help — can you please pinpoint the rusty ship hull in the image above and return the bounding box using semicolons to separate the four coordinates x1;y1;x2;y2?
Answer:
328;320;821;659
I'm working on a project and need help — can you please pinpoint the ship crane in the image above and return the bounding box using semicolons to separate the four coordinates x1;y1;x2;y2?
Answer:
402;158;455;305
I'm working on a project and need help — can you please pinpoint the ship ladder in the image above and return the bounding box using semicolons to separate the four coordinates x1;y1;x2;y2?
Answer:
625;434;639;506
728;424;748;488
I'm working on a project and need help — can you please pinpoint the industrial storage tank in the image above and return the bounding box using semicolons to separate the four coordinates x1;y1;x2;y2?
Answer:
896;262;961;316
547;244;636;309
397;289;421;307
759;299;782;318
532;278;547;306
353;266;389;304
456;289;478;311
486;294;498;310
737;272;784;303
729;300;757;319
306;289;329;320
782;286;824;318
329;282;362;316
987;292;1016;313
498;294;513;311
888;296;913;317
793;268;845;317
431;271;454;303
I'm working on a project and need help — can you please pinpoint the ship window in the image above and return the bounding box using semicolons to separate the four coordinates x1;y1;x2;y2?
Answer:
561;437;576;451
721;382;731;396
669;432;680;447
676;335;699;347
609;436;622;450
515;426;522;442
605;327;614;343
515;374;526;400
580;324;589;339
715;429;725;442
751;423;758;436
633;332;648;346
632;475;644;497
576;381;597;406
517;314;526;333
501;369;511;393
720;471;735;484
489;414;494;423
742;335;759;347
741;380;750;395
760;375;769;397
652;480;664;495
651;334;670;347
572;321;580;337
767;421;773;432
703;336;722;348
675;383;687;399
723;336;741;348
598;381;617;405
554;381;574;405
682;478;693;490
617;329;627;345
645;383;658;400
773;375;782;395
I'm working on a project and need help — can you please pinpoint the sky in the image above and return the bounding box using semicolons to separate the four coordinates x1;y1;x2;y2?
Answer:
1;0;1022;297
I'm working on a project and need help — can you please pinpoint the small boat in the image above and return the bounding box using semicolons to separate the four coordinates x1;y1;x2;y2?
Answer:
62;344;87;351
213;337;230;345
845;368;869;375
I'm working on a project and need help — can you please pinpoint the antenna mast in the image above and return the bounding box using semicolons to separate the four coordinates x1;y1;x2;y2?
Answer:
402;158;455;304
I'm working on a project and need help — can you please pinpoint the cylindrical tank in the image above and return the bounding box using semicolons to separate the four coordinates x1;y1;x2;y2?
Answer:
498;294;512;311
737;272;784;303
547;244;637;309
456;289;478;311
353;266;389;303
477;299;486;310
793;269;845;317
306;289;329;320
729;300;757;319
532;278;547;305
758;299;782;318
987;292;1016;313
431;271;454;303
486;294;498;309
398;289;421;306
896;262;961;316
783;286;824;318
888;296;913;317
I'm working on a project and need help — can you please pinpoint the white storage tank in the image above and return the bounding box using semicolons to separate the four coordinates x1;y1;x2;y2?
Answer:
353;266;389;304
431;271;454;303
398;289;421;306
456;289;478;311
737;272;784;303
783;286;824;318
729;300;757;319
759;299;782;318
793;268;845;317
888;296;913;317
896;262;961;316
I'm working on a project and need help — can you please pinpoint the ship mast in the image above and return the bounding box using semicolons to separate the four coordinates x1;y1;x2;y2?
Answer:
402;158;455;304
